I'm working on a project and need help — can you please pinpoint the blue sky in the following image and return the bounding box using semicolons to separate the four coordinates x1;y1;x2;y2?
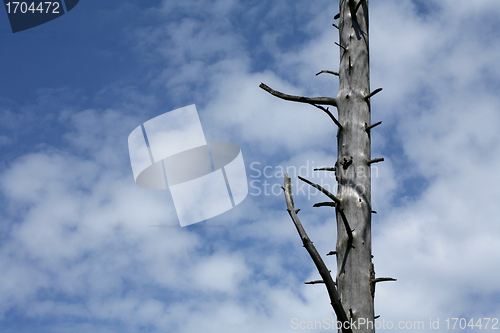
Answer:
1;0;500;332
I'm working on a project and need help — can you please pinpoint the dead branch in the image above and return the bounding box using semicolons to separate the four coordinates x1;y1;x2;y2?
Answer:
335;42;347;51
365;88;383;100
314;167;336;172
365;121;382;132
259;83;337;107
305;280;325;285
308;104;342;128
316;70;339;76
353;0;366;16
370;277;397;298
371;277;397;283
297;176;341;205
283;174;351;330
367;158;384;165
313;202;336;208
338;209;354;242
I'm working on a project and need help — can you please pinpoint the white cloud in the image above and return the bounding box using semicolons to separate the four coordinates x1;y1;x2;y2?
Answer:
191;253;249;293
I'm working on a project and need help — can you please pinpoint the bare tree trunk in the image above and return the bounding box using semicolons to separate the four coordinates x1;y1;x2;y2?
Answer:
334;1;374;331
260;1;394;332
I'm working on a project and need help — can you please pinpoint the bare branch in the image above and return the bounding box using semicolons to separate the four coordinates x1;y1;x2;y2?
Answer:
283;174;351;330
309;104;342;128
305;280;325;285
365;88;383;100
326;251;337;256
371;277;397;283
353;0;366;16
367;158;384;165
298;176;341;205
259;83;337;107
316;70;339;76
365;121;382;132
332;23;339;30
314;167;336;172
334;13;340;20
313;202;336;208
335;42;347;51
338;209;354;242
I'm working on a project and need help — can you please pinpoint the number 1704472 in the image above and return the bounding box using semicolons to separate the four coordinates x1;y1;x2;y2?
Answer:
445;318;498;330
5;2;60;14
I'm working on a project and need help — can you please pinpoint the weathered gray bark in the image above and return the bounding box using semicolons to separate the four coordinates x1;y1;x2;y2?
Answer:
260;1;395;332
335;1;374;331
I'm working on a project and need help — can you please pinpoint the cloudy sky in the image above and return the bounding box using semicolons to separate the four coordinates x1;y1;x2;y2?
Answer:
1;0;500;332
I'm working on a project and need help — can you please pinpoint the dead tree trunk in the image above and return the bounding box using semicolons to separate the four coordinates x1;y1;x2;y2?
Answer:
260;1;395;332
335;0;375;331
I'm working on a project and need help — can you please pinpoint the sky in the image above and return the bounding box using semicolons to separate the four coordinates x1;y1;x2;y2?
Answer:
0;0;500;332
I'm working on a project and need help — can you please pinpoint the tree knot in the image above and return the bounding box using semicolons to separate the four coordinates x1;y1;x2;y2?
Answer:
341;156;353;170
